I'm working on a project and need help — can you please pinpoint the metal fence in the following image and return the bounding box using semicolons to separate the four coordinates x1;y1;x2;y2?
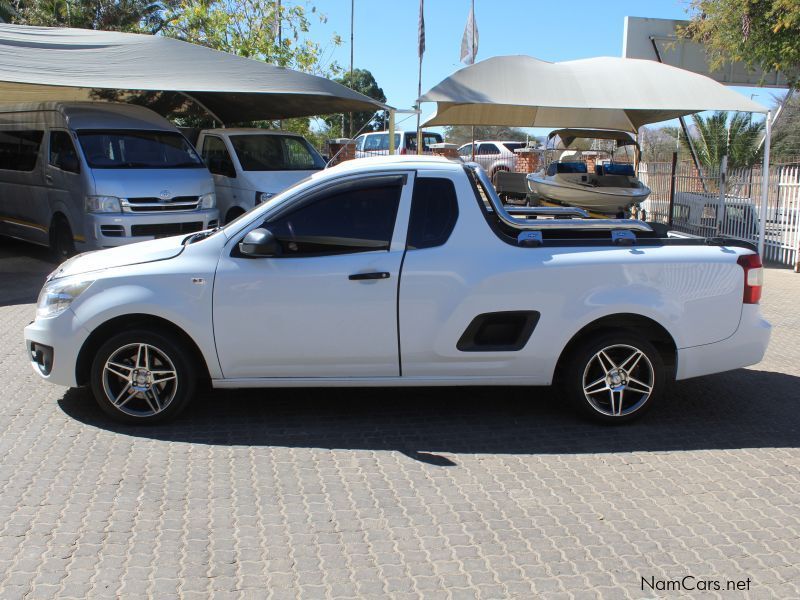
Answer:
639;161;800;268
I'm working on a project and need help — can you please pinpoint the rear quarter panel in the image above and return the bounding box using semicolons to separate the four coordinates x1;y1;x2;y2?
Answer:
399;171;746;384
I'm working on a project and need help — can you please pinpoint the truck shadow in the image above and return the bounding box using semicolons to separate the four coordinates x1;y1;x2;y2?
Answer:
58;368;800;463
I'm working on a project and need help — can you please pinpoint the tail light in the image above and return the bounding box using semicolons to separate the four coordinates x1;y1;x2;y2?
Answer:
737;254;763;304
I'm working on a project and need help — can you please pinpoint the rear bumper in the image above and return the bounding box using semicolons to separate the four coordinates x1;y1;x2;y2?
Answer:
86;209;219;249
676;304;771;380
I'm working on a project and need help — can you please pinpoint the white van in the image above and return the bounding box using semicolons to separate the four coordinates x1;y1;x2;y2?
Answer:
196;129;326;224
0;102;218;258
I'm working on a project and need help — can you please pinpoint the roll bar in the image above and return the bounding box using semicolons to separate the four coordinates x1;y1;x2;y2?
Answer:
466;164;652;233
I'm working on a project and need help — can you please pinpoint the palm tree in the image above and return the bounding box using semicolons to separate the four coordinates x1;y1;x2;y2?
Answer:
691;111;764;170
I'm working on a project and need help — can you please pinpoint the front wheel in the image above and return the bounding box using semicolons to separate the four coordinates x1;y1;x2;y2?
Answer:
90;329;196;424
49;215;75;262
560;332;666;423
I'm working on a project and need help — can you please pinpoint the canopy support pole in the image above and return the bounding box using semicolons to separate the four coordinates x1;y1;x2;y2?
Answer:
388;109;396;155
758;110;771;258
179;92;225;128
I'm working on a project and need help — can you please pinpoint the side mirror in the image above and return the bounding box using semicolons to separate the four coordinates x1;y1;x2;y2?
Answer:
239;227;280;257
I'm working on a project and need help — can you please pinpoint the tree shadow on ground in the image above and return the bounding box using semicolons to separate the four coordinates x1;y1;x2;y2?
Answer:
58;368;800;463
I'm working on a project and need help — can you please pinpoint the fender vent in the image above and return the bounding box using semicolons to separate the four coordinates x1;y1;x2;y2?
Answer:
457;311;540;352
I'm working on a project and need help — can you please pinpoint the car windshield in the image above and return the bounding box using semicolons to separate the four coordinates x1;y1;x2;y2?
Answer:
230;134;325;171
503;142;527;152
77;130;204;169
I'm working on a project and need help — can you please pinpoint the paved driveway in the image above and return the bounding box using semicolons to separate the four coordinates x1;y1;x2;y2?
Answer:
0;238;798;599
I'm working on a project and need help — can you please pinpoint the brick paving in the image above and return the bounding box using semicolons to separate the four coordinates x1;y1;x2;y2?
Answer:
0;237;798;599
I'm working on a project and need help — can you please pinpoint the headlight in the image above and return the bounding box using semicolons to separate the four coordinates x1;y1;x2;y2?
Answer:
85;195;121;213
36;279;93;319
199;192;216;209
255;191;275;205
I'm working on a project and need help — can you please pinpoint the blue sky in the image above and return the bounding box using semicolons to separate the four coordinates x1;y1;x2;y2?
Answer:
310;0;783;133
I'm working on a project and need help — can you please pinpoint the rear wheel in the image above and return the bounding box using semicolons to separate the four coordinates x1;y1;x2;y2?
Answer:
90;329;196;424
49;215;75;262
560;332;665;423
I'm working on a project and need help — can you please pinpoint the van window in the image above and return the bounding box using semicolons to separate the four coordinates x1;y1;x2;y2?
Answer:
0;130;43;172
405;133;443;152
77;130;204;169
201;136;236;177
364;133;401;152
229;135;325;171
49;131;80;174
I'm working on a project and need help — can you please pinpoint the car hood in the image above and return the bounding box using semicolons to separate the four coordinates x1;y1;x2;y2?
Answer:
241;170;320;195
51;236;187;280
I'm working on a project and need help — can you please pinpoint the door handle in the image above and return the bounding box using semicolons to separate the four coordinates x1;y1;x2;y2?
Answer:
348;272;390;281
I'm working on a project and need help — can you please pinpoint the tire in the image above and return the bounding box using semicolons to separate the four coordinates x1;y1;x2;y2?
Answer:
49;215;75;262
560;332;665;424
90;329;197;424
224;207;245;225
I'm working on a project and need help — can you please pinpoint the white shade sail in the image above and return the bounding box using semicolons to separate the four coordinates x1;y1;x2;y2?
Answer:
420;55;768;131
0;24;389;124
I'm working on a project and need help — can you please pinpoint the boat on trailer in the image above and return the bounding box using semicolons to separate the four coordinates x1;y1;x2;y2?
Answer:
526;129;651;217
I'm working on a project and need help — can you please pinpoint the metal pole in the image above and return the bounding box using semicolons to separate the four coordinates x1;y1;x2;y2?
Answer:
758;111;772;257
277;0;282;129
668;151;678;228
416;56;422;155
717;154;727;236
348;0;354;139
388;110;396;155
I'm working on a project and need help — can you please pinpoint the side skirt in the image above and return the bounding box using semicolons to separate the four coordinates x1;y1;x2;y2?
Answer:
212;375;546;389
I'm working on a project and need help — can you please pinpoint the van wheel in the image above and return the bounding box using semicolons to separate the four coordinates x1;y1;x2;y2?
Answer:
50;216;75;261
90;329;196;424
560;332;665;423
224;207;245;224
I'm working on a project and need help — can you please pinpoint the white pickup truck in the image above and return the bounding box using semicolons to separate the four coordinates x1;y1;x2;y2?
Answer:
24;156;771;424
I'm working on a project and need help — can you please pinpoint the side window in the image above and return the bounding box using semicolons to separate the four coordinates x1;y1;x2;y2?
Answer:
202;136;235;177
458;144;472;157
266;182;402;256
477;143;499;155
283;137;316;169
355;135;365;151
49;131;80;174
0;130;44;172
406;178;459;250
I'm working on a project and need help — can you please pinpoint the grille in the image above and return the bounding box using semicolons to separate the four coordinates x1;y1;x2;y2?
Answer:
131;222;203;237
123;196;200;212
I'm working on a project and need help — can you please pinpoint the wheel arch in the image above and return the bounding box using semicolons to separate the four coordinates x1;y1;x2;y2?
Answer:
75;313;212;386
554;313;678;382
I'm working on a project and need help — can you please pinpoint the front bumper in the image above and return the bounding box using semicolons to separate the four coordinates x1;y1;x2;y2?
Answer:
24;309;91;387
86;209;219;249
676;304;772;380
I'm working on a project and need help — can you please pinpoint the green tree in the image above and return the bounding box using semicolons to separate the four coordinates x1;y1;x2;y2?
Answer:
15;0;178;32
690;111;764;169
683;0;800;89
163;0;341;76
771;93;800;160
323;69;387;138
442;125;535;146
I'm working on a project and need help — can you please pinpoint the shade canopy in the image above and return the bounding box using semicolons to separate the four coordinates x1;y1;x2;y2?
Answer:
548;128;637;148
0;24;389;124
421;55;768;132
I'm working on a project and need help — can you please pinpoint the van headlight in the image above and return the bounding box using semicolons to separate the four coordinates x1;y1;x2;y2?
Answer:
85;195;121;213
36;279;94;319
199;192;216;209
256;191;275;205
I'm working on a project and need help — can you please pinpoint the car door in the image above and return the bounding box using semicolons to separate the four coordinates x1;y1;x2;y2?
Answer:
201;135;238;222
46;130;84;243
476;143;500;171
213;171;414;379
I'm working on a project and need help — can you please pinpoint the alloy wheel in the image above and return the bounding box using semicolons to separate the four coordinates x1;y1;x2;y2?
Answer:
102;343;178;418
581;344;655;417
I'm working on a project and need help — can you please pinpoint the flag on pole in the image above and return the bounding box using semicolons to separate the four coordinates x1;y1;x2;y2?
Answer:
418;0;425;59
460;2;479;64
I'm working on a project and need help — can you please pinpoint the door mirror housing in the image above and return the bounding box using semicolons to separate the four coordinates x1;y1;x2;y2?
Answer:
239;227;280;257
